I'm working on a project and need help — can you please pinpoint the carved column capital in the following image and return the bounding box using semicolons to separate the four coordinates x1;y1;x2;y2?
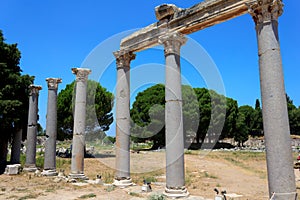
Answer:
29;84;42;95
248;0;283;25
113;51;136;69
159;32;187;56
46;78;62;90
72;68;91;82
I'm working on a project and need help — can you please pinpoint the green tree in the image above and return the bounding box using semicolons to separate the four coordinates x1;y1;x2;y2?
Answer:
235;106;252;146
287;95;300;135
130;84;200;149
193;88;211;143
221;97;238;139
250;99;263;136
57;80;114;140
130;84;165;149
235;112;249;146
0;30;34;173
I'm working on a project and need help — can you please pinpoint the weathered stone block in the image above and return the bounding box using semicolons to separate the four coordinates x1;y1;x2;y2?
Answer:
4;164;21;175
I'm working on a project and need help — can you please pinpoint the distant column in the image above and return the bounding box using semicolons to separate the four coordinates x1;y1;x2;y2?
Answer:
42;78;62;176
24;85;42;172
10;129;22;164
249;1;297;199
159;32;189;198
69;68;91;180
113;50;135;187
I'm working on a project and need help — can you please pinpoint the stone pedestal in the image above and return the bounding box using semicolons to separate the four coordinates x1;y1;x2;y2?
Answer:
24;85;42;172
42;78;62;176
159;32;189;198
250;1;297;199
113;51;135;187
10;129;22;164
69;68;91;180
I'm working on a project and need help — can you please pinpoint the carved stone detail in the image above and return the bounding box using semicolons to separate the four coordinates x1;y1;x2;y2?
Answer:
72;68;91;82
248;0;283;24
46;78;62;90
29;84;42;95
158;32;187;56
113;51;136;69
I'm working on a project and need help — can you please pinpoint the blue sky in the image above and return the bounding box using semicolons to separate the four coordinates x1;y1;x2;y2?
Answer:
1;0;299;136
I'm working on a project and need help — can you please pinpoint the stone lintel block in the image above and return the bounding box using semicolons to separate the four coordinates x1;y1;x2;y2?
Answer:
120;0;255;52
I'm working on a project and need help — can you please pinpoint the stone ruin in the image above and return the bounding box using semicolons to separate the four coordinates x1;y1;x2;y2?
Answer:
7;1;297;200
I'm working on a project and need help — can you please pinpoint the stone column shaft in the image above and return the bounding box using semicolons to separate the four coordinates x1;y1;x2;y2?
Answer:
43;78;62;176
250;1;297;199
10;129;22;164
113;51;135;187
159;32;188;197
69;68;91;179
24;85;42;172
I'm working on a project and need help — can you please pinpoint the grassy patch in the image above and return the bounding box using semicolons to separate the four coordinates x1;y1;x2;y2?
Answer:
56;158;71;169
132;169;164;185
78;193;96;199
7;195;18;199
148;193;165;200
18;193;39;200
128;192;141;197
102;171;114;183
203;171;218;179
104;185;115;192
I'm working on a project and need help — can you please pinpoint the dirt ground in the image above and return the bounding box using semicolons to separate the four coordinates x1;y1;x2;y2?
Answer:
0;150;299;200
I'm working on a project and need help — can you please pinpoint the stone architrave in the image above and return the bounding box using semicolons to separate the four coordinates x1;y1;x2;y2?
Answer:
113;51;135;187
69;68;91;180
24;85;42;172
42;78;62;176
249;1;297;199
10;129;22;164
158;32;189;198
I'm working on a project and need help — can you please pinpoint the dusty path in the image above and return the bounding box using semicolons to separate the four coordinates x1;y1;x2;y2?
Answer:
0;151;299;200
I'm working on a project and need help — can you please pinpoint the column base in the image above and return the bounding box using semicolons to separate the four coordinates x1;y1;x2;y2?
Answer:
41;169;58;176
23;165;37;172
69;173;88;180
113;178;133;187
163;186;189;198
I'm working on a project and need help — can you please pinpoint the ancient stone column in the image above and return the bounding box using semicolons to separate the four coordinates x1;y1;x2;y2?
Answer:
69;68;91;180
10;129;22;164
159;32;189;198
24;85;42;172
113;50;135;187
42;78;62;176
249;1;297;199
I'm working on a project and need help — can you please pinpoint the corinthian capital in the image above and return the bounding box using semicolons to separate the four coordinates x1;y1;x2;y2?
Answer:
46;78;62;90
72;68;91;82
248;0;283;24
113;51;136;69
29;84;42;95
159;32;187;56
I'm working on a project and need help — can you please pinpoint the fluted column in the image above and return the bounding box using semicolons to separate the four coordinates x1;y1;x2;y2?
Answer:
249;1;297;199
113;50;135;187
42;78;62;176
69;68;91;180
24;85;42;172
159;32;189;198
